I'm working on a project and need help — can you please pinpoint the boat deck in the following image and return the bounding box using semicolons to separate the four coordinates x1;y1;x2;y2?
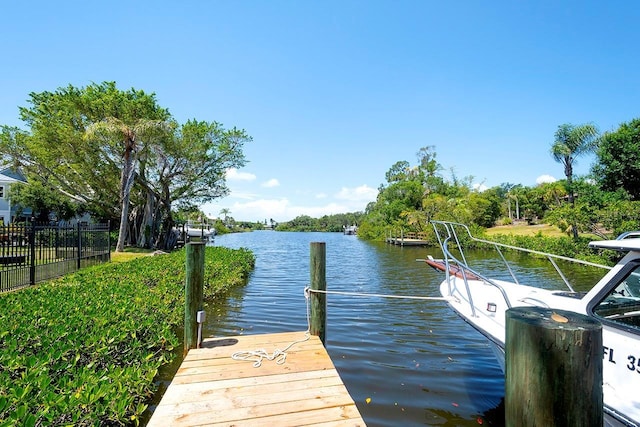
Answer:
147;331;365;426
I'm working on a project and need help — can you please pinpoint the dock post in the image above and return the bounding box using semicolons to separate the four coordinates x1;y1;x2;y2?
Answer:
310;242;326;345
184;242;205;357
505;307;602;427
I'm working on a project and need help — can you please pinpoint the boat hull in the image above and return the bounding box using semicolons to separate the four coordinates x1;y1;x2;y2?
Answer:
439;277;639;427
185;228;214;238
428;221;640;426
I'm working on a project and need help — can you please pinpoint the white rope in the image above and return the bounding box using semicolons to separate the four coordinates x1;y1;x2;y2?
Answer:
231;289;311;367
307;288;455;302
230;286;452;367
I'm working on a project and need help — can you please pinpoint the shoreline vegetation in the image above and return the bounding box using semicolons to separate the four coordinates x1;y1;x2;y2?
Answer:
0;246;254;426
481;224;618;266
276;219;619;265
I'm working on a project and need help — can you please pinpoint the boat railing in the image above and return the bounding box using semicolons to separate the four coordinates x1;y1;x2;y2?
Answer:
617;231;640;240
430;221;612;316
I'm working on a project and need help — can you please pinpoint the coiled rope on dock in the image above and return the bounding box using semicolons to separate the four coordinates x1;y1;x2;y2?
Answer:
231;288;312;367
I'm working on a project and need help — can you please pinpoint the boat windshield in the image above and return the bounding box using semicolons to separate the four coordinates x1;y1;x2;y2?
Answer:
593;265;640;331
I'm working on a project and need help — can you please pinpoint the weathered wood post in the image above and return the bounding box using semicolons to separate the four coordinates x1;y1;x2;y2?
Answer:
184;242;205;357
310;242;326;345
505;307;602;427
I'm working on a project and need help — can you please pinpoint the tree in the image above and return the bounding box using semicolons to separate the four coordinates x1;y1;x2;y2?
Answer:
593;118;640;199
416;145;440;177
220;208;231;224
0;82;171;223
86;117;172;252
468;189;501;228
550;123;599;238
8;179;81;222
0;83;251;251
145;120;250;248
384;161;410;184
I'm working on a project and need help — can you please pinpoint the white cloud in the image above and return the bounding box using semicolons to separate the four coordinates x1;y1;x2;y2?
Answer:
202;184;379;223
536;174;557;184
226;168;256;181
227;191;259;200
335;184;378;202
261;178;280;188
473;183;488;192
297;203;351;218
207;198;290;222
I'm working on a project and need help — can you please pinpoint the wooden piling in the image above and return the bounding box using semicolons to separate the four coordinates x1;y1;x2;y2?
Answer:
505;307;602;427
184;242;205;356
309;242;326;345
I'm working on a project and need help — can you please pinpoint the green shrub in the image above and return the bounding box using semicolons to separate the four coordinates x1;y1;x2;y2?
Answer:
482;233;618;265
0;246;254;426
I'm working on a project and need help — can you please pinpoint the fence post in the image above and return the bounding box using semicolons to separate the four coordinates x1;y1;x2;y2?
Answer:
29;218;36;286
76;222;82;270
309;242;326;345
107;220;111;262
505;307;602;426
184;242;205;356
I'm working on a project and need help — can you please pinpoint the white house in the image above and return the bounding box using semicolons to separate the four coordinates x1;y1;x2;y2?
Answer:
0;168;27;225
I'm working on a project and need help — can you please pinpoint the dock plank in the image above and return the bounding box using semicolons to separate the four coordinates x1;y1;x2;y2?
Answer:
148;331;365;426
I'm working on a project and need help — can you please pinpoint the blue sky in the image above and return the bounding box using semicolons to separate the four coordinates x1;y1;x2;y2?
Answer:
1;1;638;222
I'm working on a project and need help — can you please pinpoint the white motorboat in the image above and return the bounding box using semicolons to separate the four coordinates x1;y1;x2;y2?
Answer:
343;225;358;235
183;222;215;239
426;221;640;427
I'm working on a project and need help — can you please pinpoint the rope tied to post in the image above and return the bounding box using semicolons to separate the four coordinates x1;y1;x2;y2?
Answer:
231;288;311;367
231;286;453;367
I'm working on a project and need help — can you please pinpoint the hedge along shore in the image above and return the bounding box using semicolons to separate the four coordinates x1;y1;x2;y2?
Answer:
0;246;255;426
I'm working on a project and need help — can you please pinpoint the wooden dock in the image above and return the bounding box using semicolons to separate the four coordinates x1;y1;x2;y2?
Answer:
147;331;366;426
386;231;430;246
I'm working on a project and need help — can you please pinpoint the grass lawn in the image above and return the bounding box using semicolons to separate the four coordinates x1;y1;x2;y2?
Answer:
485;223;565;237
110;247;155;263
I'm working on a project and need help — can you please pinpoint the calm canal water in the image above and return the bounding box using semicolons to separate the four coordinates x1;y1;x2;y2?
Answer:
200;231;603;426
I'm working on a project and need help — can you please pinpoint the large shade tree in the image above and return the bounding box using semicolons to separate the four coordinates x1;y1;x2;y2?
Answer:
135;119;250;249
550;122;599;238
86;117;172;251
0;82;171;221
0;82;251;250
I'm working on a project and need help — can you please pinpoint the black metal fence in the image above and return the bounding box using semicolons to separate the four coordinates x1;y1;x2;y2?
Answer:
0;221;110;293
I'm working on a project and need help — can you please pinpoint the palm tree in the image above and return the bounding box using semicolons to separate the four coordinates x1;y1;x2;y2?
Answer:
86;118;171;251
551;123;599;238
219;208;231;225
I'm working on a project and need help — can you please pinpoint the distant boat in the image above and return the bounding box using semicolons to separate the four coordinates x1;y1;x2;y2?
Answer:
343;225;357;235
183;222;215;239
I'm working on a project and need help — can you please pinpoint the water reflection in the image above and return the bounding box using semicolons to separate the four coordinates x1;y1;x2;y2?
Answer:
200;231;604;426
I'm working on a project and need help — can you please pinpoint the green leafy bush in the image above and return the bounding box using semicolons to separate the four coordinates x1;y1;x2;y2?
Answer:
0;246;254;426
483;233;618;265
